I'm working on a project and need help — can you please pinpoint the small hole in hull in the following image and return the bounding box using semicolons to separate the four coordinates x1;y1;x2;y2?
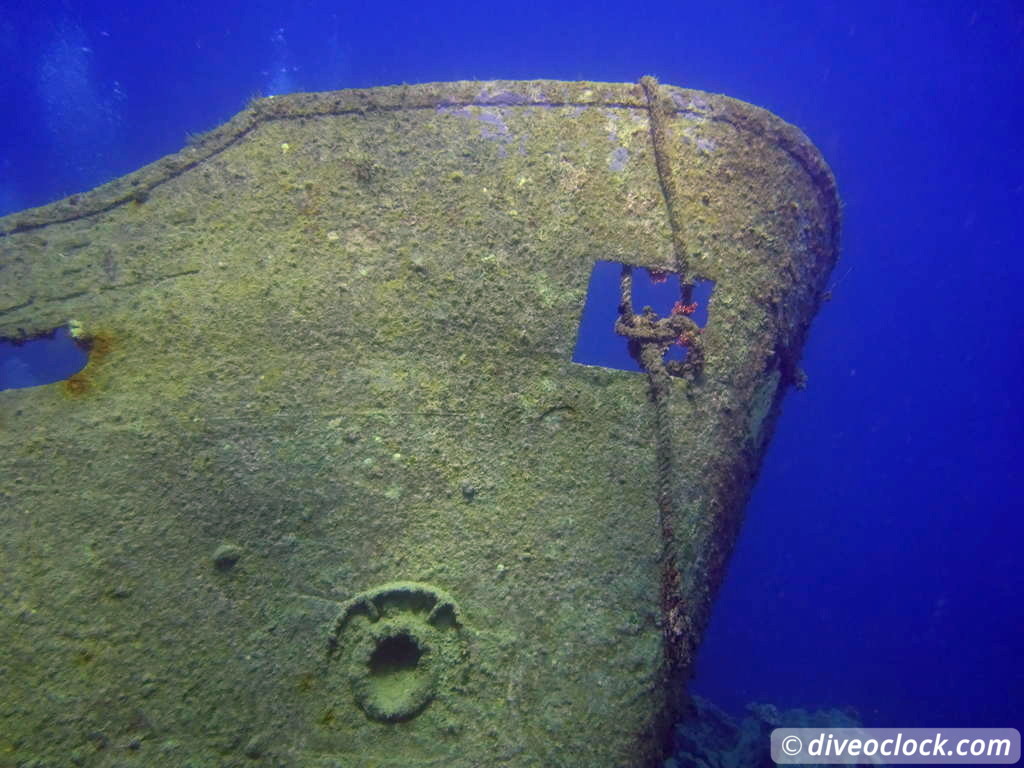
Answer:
369;633;423;678
572;261;714;372
0;326;89;391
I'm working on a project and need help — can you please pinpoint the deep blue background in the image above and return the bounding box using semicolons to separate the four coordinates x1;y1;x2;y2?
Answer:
2;0;1021;738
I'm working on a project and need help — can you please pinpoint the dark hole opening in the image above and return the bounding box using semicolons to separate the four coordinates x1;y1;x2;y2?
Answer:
369;634;422;678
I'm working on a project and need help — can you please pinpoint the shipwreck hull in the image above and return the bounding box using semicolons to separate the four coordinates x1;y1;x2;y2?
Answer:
0;78;839;766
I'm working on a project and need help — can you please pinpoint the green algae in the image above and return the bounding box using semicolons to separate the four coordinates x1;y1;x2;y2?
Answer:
0;79;838;767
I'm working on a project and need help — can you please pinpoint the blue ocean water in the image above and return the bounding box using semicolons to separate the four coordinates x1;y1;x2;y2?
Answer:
1;0;1021;758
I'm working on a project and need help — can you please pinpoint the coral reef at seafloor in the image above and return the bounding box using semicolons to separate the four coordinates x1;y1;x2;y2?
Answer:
667;696;885;768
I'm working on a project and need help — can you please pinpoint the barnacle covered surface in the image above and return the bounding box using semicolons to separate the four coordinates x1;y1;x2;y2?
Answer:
0;79;837;767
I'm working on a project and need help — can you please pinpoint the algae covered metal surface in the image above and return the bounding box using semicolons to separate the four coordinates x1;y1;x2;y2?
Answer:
0;79;839;767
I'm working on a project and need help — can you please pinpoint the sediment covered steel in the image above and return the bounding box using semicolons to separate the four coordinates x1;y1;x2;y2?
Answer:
0;78;839;767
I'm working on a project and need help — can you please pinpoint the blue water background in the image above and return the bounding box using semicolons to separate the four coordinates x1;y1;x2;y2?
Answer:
1;0;1021;735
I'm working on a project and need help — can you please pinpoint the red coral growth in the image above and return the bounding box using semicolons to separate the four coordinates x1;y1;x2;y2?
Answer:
649;268;669;284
